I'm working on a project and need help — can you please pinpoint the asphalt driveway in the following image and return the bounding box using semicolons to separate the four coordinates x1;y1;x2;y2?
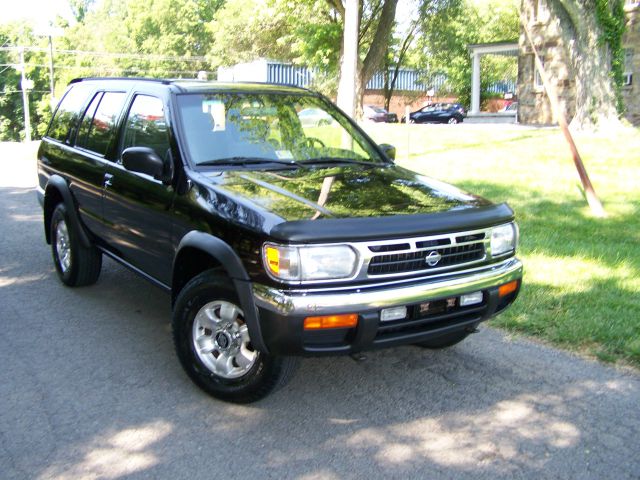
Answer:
1;147;639;479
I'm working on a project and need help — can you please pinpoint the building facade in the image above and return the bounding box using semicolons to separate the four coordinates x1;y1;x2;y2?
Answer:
517;0;640;125
217;59;516;119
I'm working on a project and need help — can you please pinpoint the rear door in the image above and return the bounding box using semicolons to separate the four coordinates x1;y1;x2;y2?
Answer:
40;84;99;232
102;92;176;286
57;88;127;240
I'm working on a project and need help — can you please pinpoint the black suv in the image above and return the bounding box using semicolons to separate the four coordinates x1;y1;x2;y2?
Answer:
38;78;522;403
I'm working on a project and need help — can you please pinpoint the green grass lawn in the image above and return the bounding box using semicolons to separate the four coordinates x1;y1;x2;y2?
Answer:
363;123;640;367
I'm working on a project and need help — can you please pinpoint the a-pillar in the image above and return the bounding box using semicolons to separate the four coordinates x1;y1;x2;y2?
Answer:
470;52;481;115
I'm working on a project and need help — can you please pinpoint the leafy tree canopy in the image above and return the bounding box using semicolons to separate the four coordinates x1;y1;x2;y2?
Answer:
416;0;519;106
0;0;520;140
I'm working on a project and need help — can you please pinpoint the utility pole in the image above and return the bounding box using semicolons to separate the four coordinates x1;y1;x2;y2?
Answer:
337;0;360;118
18;46;32;142
48;35;55;102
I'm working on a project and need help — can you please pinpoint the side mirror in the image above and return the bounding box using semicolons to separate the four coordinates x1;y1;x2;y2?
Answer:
379;143;396;161
122;147;172;183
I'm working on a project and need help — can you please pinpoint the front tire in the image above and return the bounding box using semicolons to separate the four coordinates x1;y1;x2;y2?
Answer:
50;203;102;287
447;117;459;124
172;270;298;403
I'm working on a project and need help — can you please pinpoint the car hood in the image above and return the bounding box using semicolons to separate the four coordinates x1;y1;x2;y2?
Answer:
208;164;491;222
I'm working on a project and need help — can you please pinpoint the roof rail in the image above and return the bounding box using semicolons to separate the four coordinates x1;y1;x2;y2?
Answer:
67;77;320;95
69;77;173;85
202;80;317;94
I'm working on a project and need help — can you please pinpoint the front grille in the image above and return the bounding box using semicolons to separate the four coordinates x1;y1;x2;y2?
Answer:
277;225;505;285
368;243;411;253
368;242;485;275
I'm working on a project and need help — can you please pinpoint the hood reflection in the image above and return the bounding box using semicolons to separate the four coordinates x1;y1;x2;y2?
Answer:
207;164;490;222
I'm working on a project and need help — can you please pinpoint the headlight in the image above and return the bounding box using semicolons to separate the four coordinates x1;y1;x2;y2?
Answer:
491;223;518;256
263;243;358;282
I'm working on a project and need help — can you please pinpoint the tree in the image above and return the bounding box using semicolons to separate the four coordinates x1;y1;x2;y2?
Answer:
416;0;519;107
58;0;220;86
330;0;400;116
209;1;309;67
209;0;410;116
0;22;52;141
382;19;418;111
68;0;96;23
208;0;344;93
1;0;223;140
541;0;624;128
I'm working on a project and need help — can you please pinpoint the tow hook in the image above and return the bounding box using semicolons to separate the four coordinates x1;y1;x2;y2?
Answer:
350;352;367;362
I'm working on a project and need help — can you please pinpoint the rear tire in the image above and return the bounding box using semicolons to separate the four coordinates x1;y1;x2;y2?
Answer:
50;203;102;287
415;330;469;349
172;269;298;403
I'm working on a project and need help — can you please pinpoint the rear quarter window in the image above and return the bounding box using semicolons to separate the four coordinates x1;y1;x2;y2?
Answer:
47;84;93;143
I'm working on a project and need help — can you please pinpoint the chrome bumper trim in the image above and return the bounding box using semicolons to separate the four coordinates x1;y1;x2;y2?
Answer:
253;258;523;316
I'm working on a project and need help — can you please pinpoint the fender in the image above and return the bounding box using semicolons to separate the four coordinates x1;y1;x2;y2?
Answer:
174;231;268;353
44;175;92;248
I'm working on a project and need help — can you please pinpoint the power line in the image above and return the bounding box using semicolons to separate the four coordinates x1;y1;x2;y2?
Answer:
1;63;207;75
0;90;51;95
0;45;209;63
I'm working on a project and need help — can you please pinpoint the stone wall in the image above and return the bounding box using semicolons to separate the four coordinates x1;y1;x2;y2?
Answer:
517;0;639;126
517;0;576;125
622;4;640;125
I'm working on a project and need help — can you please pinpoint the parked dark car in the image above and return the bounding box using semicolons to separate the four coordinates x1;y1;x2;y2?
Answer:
364;105;398;123
37;78;522;403
403;104;466;124
439;102;467;118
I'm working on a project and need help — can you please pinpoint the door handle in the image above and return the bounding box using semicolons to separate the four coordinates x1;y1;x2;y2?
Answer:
103;173;114;188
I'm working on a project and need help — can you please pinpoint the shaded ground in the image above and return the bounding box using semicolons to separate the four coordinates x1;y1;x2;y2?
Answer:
1;142;639;479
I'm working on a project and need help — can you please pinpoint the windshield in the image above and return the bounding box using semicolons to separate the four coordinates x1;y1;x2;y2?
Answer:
176;92;385;167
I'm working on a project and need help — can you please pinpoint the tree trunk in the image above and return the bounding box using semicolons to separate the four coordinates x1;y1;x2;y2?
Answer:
337;0;360;117
384;23;417;112
553;0;622;129
335;0;398;118
383;47;391;110
355;63;365;118
360;0;399;83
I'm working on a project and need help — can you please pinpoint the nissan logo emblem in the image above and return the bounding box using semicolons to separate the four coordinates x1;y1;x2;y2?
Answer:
425;250;442;267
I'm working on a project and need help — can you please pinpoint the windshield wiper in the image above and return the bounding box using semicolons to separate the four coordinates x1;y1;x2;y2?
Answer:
197;157;303;168
299;157;381;168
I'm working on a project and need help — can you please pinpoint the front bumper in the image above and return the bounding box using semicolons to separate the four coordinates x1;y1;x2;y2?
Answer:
253;258;523;355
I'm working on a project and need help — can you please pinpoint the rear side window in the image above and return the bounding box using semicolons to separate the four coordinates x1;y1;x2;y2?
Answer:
122;95;170;159
47;84;92;143
75;92;103;147
76;92;127;156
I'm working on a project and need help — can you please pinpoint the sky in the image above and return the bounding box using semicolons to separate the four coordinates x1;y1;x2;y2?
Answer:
1;0;72;29
2;0;420;31
1;0;506;36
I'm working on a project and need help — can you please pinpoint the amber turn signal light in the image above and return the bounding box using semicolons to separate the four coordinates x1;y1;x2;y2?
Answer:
304;314;358;330
499;280;519;297
265;246;280;275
